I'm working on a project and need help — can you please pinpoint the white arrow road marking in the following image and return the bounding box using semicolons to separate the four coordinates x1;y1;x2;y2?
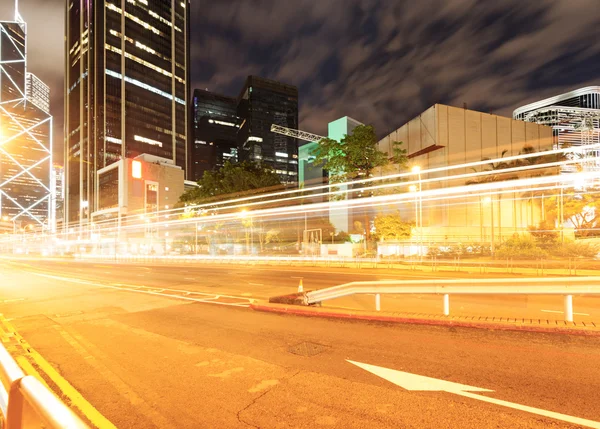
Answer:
347;360;600;429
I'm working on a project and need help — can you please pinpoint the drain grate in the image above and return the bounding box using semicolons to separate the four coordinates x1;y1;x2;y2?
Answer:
288;342;329;357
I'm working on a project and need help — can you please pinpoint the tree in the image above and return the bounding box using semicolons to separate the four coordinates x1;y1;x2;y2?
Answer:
546;190;600;237
311;124;407;181
373;211;413;241
179;161;282;205
495;235;548;260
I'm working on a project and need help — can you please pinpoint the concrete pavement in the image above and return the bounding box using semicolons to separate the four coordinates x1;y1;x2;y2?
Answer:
1;259;600;428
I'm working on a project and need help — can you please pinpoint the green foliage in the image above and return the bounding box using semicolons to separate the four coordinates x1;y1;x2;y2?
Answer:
495;235;548;260
528;221;559;245
312;124;407;180
546;190;600;237
373;211;413;241
428;243;491;259
179;161;282;205
549;241;598;258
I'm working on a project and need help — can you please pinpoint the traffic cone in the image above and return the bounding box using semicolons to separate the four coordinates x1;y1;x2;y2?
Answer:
297;279;304;293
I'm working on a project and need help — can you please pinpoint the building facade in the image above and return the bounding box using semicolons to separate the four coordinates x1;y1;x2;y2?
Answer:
377;104;555;242
0;10;53;230
190;76;299;185
236;76;299;184
65;0;190;226
191;89;239;181
513;87;600;173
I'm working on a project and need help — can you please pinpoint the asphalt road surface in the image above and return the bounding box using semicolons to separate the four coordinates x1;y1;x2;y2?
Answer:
10;257;600;323
0;258;599;428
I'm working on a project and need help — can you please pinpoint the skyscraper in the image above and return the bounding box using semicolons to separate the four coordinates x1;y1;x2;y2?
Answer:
189;76;299;185
236;76;299;184
191;89;239;181
65;0;190;225
0;7;53;230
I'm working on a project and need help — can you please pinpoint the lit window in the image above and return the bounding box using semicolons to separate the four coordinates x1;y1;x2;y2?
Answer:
134;135;163;147
132;161;142;179
106;69;185;105
165;187;169;191
275;152;288;158
106;137;122;145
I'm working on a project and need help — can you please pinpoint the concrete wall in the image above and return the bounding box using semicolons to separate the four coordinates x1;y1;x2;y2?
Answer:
376;104;554;239
125;159;184;216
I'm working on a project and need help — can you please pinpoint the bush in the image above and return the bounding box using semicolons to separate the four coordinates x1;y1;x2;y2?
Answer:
528;221;559;245
548;241;599;258
495;235;548;260
427;243;491;259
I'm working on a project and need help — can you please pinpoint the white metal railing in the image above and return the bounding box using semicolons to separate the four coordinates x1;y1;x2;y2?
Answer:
305;277;600;322
0;343;88;428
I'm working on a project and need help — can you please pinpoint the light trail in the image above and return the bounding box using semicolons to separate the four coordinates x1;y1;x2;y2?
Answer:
67;143;600;231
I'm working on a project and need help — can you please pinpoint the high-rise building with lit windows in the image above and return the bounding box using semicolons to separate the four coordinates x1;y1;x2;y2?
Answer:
65;0;190;225
0;7;53;230
191;89;240;181
237;76;299;184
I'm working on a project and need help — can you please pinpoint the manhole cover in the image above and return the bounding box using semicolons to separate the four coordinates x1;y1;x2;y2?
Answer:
288;342;329;357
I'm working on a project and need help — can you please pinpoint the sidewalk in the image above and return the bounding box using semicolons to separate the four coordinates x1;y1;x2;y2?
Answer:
250;301;600;336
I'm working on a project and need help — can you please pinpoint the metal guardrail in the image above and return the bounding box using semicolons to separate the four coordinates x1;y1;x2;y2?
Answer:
305;277;600;322
0;342;88;428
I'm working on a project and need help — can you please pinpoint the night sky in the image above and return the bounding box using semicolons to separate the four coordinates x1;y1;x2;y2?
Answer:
1;0;599;163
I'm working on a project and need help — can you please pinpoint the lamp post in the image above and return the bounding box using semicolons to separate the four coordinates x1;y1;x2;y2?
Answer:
412;166;423;261
239;209;251;255
409;185;418;259
195;222;199;255
482;196;494;257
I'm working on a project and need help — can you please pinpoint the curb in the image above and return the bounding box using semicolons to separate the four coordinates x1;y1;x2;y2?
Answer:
249;303;600;337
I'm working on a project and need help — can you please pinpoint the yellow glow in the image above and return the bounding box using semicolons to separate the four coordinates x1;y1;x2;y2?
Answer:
409;185;417;192
482;196;492;204
412;166;421;173
132;160;142;179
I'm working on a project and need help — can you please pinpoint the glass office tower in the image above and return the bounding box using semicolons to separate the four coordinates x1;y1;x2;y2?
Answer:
191;89;240;181
65;0;190;225
0;12;53;230
237;76;299;184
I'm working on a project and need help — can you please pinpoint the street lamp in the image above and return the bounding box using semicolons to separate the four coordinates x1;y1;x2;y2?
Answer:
411;166;423;261
239;209;252;254
409;185;418;259
482;196;494;256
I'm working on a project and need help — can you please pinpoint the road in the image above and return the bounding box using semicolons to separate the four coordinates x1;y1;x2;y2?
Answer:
0;258;599;428
10;257;600;323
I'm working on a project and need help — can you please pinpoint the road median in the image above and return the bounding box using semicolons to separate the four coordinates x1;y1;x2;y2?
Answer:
250;302;600;336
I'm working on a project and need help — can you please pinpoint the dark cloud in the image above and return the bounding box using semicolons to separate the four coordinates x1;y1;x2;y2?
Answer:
191;0;600;136
2;0;598;163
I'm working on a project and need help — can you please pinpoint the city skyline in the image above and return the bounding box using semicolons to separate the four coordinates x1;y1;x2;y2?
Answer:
0;0;598;165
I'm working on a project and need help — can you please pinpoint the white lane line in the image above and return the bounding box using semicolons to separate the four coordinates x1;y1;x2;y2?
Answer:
31;273;253;308
1;298;26;303
541;309;590;316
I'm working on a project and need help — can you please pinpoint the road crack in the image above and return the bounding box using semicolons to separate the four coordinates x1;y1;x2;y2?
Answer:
236;370;302;428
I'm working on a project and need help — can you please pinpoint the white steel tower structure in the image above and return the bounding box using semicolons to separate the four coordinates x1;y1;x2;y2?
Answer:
0;2;53;230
